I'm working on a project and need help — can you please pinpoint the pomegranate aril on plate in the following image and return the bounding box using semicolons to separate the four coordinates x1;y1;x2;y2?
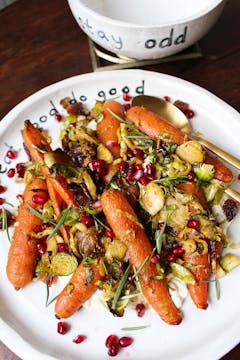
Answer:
7;168;15;178
108;342;119;357
136;303;145;317
0;185;6;193
72;334;86;344
6;150;18;159
55;113;62;122
187;219;200;229
105;334;118;348
57;321;70;335
119;336;133;348
0;198;5;205
32;194;48;205
81;215;94;227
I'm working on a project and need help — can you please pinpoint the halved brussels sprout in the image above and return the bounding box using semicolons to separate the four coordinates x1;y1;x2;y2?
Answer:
97;143;113;164
139;183;165;216
50;252;78;276
176;141;204;164
170;262;196;285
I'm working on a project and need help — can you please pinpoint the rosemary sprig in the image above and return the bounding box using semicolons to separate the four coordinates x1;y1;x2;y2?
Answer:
47;205;71;241
112;264;131;311
121;325;150;331
93;215;111;230
45;283;59;307
119;292;141;301
153;175;188;185
27;203;57;226
107;108;132;125
1;207;11;243
155;223;167;254
133;265;142;293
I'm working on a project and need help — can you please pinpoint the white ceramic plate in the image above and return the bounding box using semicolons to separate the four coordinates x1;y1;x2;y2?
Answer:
0;70;240;360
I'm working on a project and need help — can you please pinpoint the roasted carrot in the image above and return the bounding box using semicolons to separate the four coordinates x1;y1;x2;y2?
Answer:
6;178;48;288
184;252;210;309
101;189;182;325
55;260;102;318
126;106;186;145
96;100;124;158
126;106;233;183
178;182;207;209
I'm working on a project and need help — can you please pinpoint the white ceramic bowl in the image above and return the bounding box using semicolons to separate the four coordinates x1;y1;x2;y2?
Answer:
67;0;226;60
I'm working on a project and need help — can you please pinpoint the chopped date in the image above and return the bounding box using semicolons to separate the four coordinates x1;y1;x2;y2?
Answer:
222;198;238;222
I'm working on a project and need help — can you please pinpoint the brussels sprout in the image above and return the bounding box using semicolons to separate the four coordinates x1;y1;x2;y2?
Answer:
105;239;127;261
220;253;240;273
50;253;78;276
176;141;204;164
139;183;165;216
193;163;215;182
170;262;196;285
97;143;113;164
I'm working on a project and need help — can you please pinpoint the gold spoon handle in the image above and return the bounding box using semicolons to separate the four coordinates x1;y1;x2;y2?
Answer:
225;188;240;203
198;138;240;170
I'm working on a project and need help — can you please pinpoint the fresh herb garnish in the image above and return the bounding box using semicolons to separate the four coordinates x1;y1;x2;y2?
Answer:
121;325;150;331
153;175;188;185
1;207;11;243
107;108;132;125
85;268;93;285
119;292;141;300
45;283;59;306
27;203;57;226
112;264;131;310
47;206;71;241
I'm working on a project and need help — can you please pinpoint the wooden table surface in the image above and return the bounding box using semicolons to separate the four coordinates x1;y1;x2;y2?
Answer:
0;0;239;359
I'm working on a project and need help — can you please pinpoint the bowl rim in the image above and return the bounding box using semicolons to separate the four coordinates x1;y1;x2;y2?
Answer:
68;0;226;28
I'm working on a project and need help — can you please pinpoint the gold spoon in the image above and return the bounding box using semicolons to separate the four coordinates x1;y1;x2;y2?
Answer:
132;95;240;203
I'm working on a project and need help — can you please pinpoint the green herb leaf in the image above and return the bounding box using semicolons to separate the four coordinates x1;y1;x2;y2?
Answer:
215;278;220;300
27;203;57;226
47;206;71;241
46;294;59;307
153;175;188;185
112;264;131;310
1;207;11;243
85;268;93;285
119;292;141;300
107;108;132;125
121;325;150;331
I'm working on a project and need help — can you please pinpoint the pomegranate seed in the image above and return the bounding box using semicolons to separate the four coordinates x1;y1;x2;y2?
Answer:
32;194;48;205
16;163;25;178
119;161;128;172
105;334;118;348
55;113;62;121
95;165;108;176
185;109;195;118
157;222;164;230
126;149;133;159
166;253;177;262
33;224;43;233
104;229;114;238
106;140;118;147
94;159;105;167
238;174;240;180
139;176;149;185
108;342;119;357
163;96;170;102
133;169;144;181
0;198;5;205
6;150;18;159
145;163;153;174
36;241;47;255
57;321;70;335
136;303;145;317
88;161;95;172
147;174;155;181
134;163;143;171
119;336;133;348
92;200;102;209
41;222;51;230
173;246;185;256
73;334;86;344
151;254;160;264
187;219;200;229
81;215;94;227
0;185;6;193
126;169;133;182
58;243;66;252
123;92;131;102
124;103;131;111
133;148;144;160
128;274;134;282
187;171;196;181
7;168;15;178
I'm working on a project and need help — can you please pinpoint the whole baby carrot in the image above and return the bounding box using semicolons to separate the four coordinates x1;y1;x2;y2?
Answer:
101;188;182;325
96;100;124;158
6;178;48;288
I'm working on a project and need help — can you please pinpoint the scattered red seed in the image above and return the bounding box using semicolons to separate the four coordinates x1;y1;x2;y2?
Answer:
185;109;195;118
126;149;133;159
57;321;70;335
138;176;149;185
36;241;47;255
57;243;66;252
145;163;153;175
136;303;145;317
157;222;164;231
72;334;86;344
126;169;133;182
33;224;43;233
105;334;119;348
6;150;18;159
173;246;185;256
32;194;48;205
119;336;133;348
16;163;25;178
133;148;144;160
123;93;131;102
147;174;155;181
108;341;119;357
119;161;128;172
92;200;102;209
238;174;240;180
187;171;196;181
41;222;51;230
187;219;200;229
7;168;15;178
151;254;160;264
81;215;94;227
166;253;177;262
104;229;115;238
55;113;62;122
132;169;144;181
124;103;131;111
163;96;170;102
0;185;6;194
0;198;5;205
